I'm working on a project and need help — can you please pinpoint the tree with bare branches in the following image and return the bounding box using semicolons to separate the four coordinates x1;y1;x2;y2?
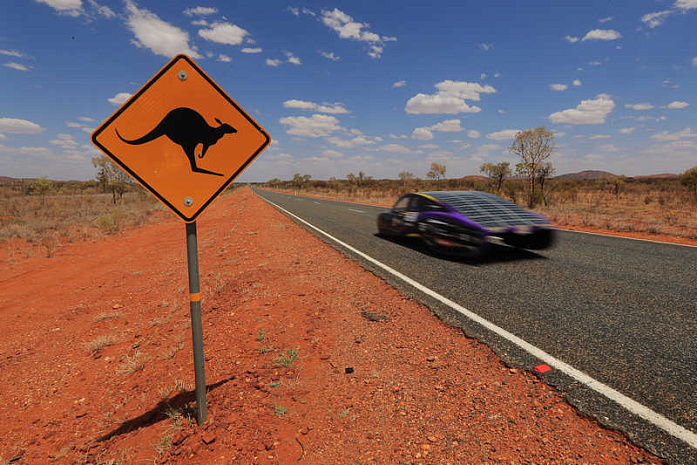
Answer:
510;127;555;207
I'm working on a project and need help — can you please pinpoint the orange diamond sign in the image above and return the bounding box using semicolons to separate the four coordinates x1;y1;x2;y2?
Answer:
92;54;270;222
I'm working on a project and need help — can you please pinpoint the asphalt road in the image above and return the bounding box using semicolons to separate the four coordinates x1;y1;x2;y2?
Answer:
253;188;697;464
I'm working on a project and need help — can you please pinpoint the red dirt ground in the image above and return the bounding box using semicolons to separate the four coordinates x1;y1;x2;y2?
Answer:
0;187;661;464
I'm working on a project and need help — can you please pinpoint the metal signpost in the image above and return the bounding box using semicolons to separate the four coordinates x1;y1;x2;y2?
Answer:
92;54;270;424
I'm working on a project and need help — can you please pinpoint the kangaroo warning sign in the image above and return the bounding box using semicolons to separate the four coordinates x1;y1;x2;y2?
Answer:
92;54;270;222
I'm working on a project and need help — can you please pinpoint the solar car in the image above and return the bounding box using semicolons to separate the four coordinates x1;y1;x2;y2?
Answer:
377;190;555;259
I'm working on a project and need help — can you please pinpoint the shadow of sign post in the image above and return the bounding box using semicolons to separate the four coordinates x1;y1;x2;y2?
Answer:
91;54;270;424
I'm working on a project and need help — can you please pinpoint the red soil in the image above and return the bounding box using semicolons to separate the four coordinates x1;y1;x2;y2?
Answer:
0;187;660;464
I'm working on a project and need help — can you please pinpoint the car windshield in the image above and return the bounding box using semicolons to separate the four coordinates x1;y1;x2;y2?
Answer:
422;191;549;228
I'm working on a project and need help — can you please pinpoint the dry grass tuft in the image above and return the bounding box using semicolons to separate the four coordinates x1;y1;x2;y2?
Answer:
86;335;117;355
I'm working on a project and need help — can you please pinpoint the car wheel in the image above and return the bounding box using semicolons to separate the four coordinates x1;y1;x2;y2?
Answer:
418;221;438;250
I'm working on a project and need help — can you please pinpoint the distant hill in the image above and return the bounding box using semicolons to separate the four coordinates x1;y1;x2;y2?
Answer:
633;173;678;180
555;170;617;180
461;175;488;182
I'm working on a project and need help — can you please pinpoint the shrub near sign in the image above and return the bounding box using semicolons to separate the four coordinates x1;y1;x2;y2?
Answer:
92;54;270;222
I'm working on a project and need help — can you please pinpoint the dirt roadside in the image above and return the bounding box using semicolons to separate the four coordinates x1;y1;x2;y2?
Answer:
0;187;660;464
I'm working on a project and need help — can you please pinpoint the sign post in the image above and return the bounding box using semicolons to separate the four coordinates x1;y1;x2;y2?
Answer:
92;54;270;424
185;221;207;424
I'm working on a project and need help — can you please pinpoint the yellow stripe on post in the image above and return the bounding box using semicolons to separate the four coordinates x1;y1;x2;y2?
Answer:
190;292;201;302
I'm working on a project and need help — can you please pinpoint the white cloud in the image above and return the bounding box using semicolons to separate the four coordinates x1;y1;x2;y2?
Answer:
379;144;411;154
218;54;231;62
87;0;115;18
108;92;132;105
467;130;481;139
326;135;375;148
266;58;282;67
406;94;481;114
590;134;611;139
675;0;697;9
411;127;434;140
322;150;343;158
625;103;654;110
486;129;520;141
285;52;301;65
565;35;579;43
588;61;602;66
198;22;249;45
597;144;619;152
619;127;637;134
36;0;83;16
392;80;406;88
642;10;673;28
405;80;496;115
480;43;493;51
319;51;340;61
3;63;31;72
279;114;341;137
581;29;621;41
241;47;262;54
50;133;78;149
693;57;697;67
183;6;218;16
549;95;615;124
599;16;613;23
419;144;439;149
650;128;697;141
283;100;349;114
125;0;200;58
497;109;506;114
0;118;45;135
191;19;207;26
0;50;24;58
667;101;689;109
429;119;463;132
411;119;463;141
550;83;568;91
78;116;94;122
320;8;395;58
573;79;582;86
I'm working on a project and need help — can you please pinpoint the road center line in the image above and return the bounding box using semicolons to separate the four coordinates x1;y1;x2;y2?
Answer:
256;191;697;450
348;208;364;213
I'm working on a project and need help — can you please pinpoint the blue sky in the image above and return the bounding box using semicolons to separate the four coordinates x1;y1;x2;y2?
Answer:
1;0;696;182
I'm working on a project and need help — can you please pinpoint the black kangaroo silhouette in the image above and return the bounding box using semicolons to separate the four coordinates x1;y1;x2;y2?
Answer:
116;107;237;177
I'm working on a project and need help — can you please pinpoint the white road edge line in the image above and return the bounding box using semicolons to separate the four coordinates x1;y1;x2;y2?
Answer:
348;208;365;213
257;192;697;450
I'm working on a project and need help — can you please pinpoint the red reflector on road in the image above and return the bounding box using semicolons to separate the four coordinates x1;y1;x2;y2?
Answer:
534;364;551;374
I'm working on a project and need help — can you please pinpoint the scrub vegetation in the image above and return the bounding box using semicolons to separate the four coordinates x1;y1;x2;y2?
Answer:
0;162;242;264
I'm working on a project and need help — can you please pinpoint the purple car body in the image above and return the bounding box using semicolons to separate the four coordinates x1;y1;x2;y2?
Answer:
377;191;555;258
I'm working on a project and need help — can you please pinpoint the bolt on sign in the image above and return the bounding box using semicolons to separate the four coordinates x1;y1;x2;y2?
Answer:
92;54;270;222
91;54;270;425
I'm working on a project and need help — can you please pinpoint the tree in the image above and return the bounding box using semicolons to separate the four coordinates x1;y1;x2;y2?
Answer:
480;162;511;192
266;178;283;188
29;176;52;204
536;162;556;205
398;171;414;188
291;173;311;189
510;127;555;207
92;156;132;204
681;166;697;198
426;162;446;182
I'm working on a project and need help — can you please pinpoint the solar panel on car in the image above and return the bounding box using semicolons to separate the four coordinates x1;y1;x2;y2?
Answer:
421;191;549;228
